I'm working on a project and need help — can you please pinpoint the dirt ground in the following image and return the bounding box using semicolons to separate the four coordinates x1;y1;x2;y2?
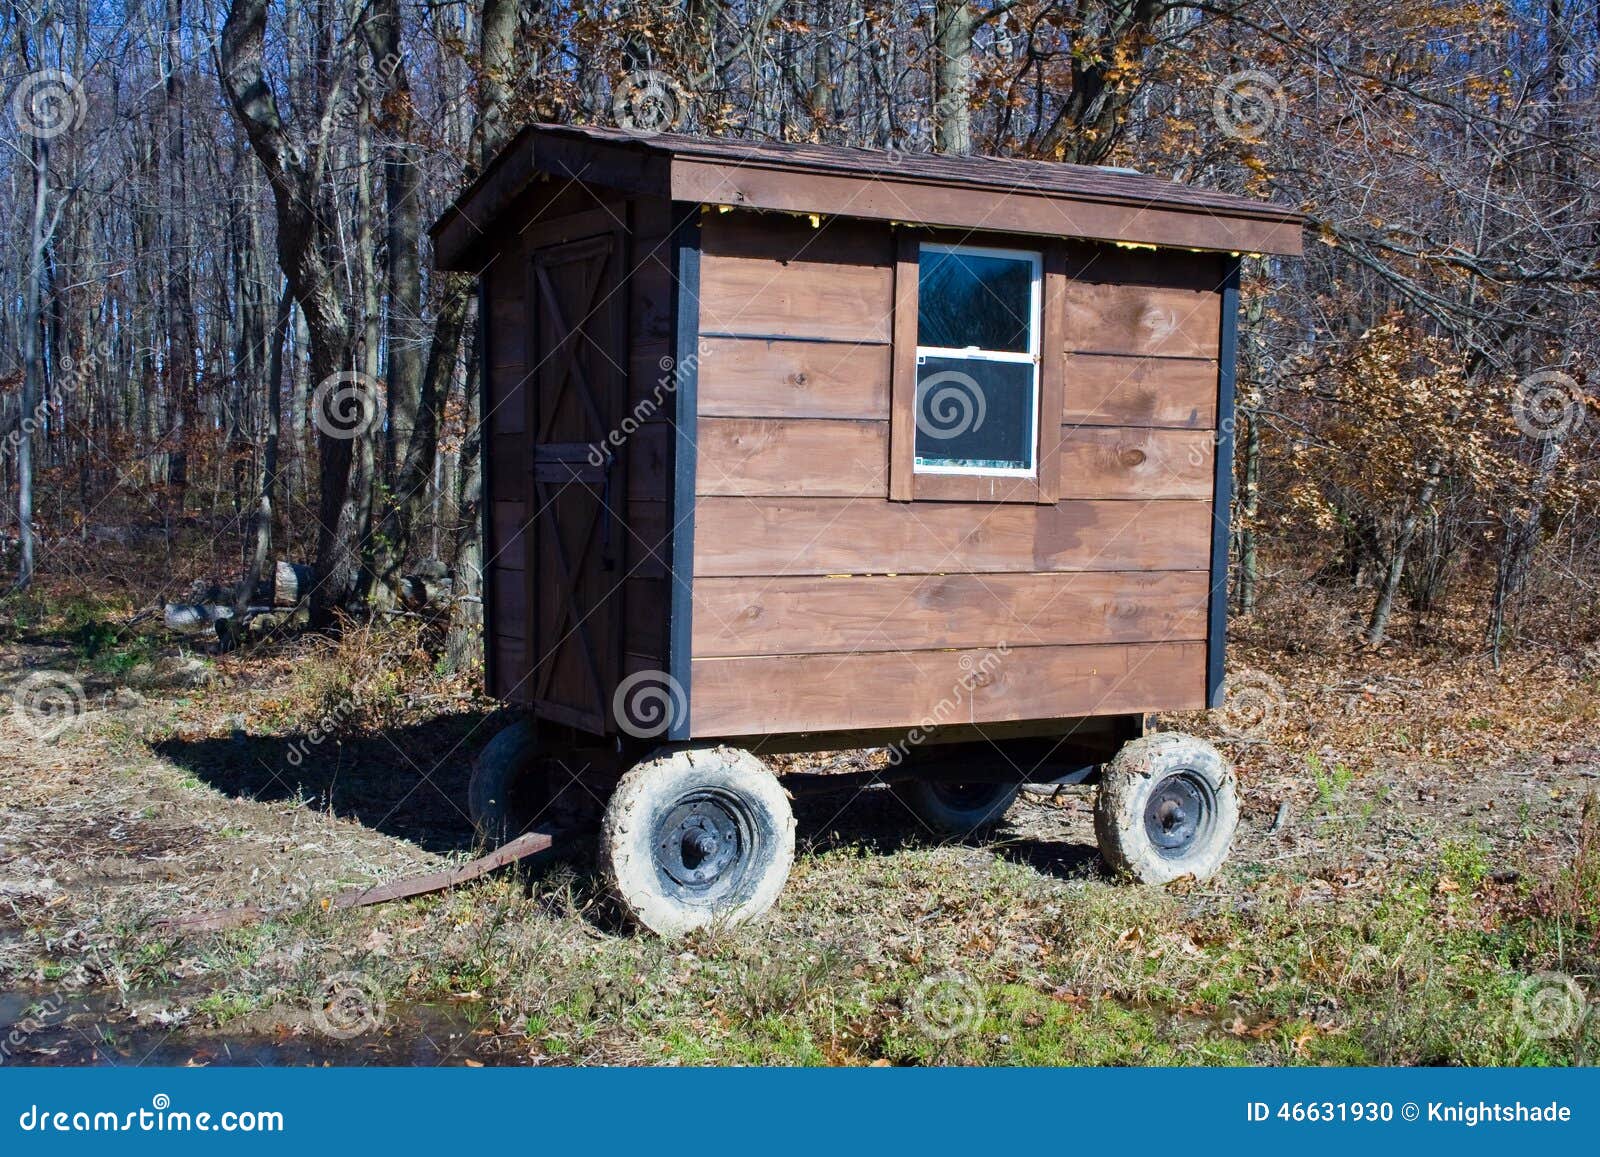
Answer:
2;620;1598;1066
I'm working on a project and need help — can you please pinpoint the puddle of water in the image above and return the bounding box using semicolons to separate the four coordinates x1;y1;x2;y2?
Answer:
1;989;514;1067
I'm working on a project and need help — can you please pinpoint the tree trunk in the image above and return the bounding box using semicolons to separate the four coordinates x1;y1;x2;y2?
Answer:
14;133;49;591
363;0;429;604
1488;435;1563;665
448;318;484;671
1237;405;1260;615
219;0;363;627
931;0;977;155
1364;463;1442;648
235;282;291;616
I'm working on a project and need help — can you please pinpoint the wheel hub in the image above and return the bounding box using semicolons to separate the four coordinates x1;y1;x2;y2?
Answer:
656;795;747;891
1143;773;1211;857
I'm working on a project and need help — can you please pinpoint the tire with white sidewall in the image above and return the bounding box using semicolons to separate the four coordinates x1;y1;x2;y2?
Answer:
1094;732;1238;883
600;746;795;937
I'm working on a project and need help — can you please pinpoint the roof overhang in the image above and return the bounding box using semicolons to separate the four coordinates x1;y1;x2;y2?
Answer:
430;125;1305;272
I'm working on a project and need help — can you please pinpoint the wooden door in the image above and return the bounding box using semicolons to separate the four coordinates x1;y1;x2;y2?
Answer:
528;231;627;733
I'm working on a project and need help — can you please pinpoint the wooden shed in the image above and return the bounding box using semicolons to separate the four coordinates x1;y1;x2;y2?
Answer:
432;123;1303;748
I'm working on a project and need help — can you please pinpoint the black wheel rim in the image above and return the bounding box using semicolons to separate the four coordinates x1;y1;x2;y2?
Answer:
930;782;1009;812
1143;772;1215;859
652;788;759;902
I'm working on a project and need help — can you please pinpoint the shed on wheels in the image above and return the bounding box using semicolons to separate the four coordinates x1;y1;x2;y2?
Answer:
430;125;1304;935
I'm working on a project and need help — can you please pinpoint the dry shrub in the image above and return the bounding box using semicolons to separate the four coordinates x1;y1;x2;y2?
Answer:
1232;567;1365;655
263;618;464;737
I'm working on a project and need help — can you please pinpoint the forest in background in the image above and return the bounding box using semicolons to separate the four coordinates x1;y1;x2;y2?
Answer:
1;0;1596;670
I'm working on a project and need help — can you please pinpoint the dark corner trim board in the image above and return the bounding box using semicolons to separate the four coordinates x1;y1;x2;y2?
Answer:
666;205;702;741
476;277;497;701
1207;257;1242;709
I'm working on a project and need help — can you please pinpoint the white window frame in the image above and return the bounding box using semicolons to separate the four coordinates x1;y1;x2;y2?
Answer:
913;241;1043;479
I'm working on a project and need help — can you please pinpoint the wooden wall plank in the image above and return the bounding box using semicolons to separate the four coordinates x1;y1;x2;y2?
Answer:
1063;354;1218;428
696;417;888;497
491;637;530;703
489;500;527;571
1055;427;1214;500
699;257;894;342
698;214;894;342
490;569;528;642
1061;281;1221;358
625;419;671;501
621;497;669;579
485;365;527;435
487;295;527;368
624;576;669;666
693;421;1212;501
694;496;1210;576
629;240;676;349
697;336;890;419
689;641;1207;735
692;571;1208;657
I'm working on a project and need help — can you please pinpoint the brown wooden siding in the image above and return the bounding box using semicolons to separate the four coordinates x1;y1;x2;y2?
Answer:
482;243;530;702
698;420;1211;500
697;214;895;342
691;641;1208;735
686;213;1224;736
692;571;1209;657
697;336;891;419
696;418;889;497
695;496;1211;576
1062;354;1219;428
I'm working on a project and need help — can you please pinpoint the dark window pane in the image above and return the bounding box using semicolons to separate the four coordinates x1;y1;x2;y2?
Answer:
918;248;1034;353
914;355;1035;471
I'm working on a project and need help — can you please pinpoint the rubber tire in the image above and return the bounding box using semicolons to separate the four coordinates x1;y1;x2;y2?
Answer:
1094;732;1238;883
600;746;795;937
894;780;1020;839
468;719;543;845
